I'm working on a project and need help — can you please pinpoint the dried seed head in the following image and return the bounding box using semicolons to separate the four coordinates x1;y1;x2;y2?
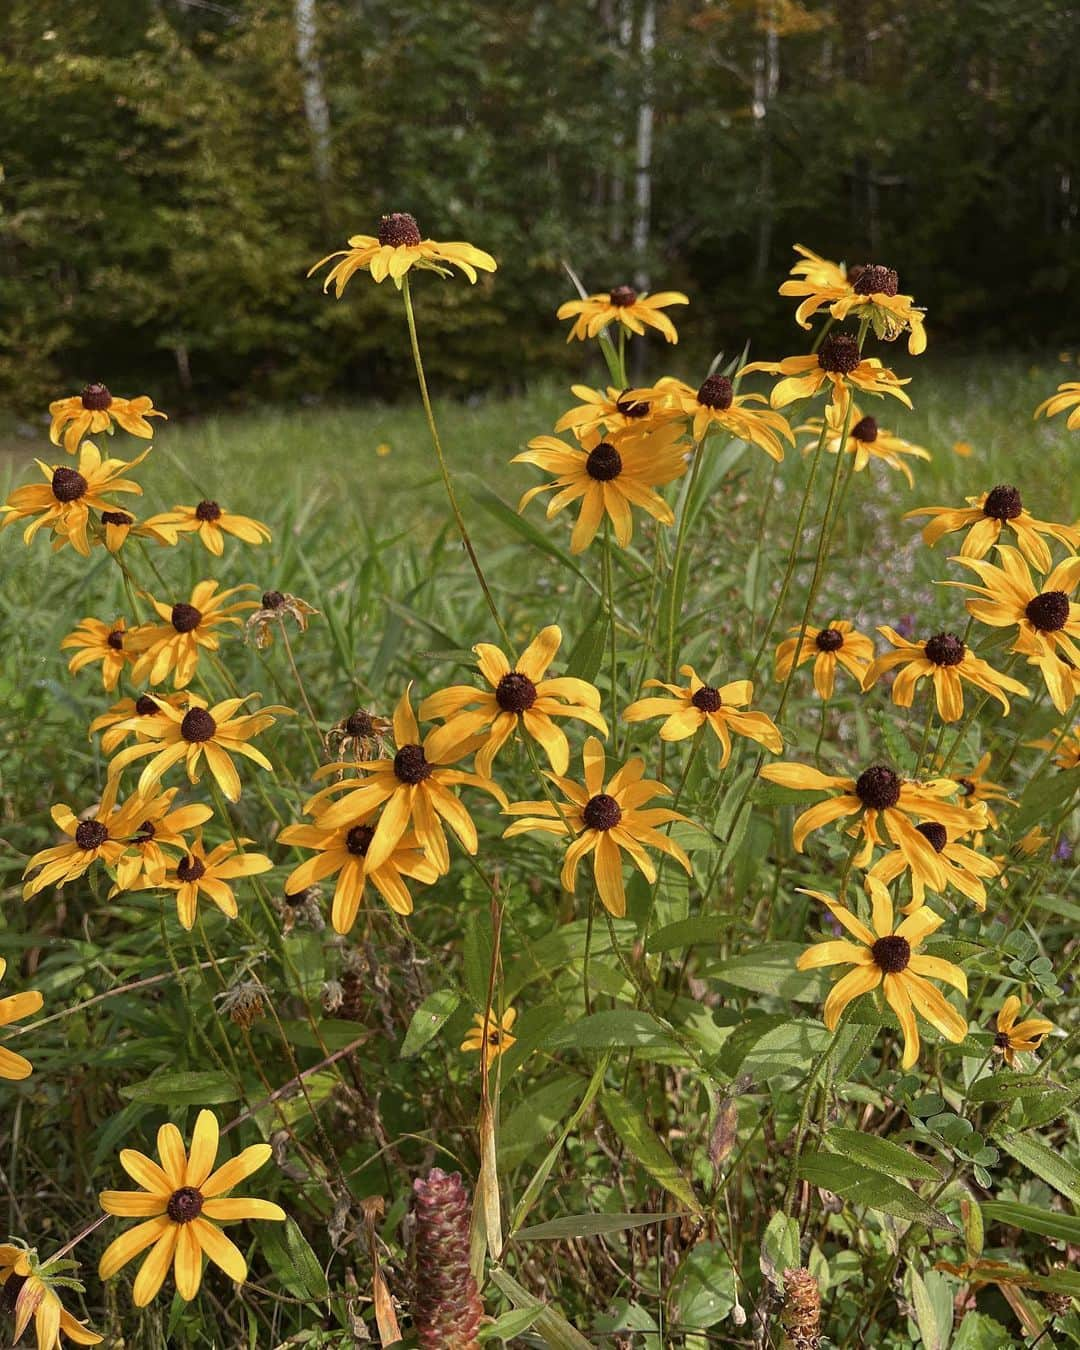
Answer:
983;483;1022;521
167;1187;204;1223
195;499;222;522
81;382;112;411
180;707;217;743
850;415;878;443
495;671;537;713
585;441;622;481
412;1168;483;1350
582;793;622;831
345;710;374;738
171;602;202;633
52;466;88;502
75;819;109;850
394;744;432;784
924;632;966;667
696;374;734;411
871;934;911;973
852;264;899;297
609;285;637;307
815;627;845;652
261;590;286;610
1026;590;1070;633
817;333;861;375
378;212;422;248
691;685;722;712
916;821;948;853
855;764;901;810
781;1267;821;1350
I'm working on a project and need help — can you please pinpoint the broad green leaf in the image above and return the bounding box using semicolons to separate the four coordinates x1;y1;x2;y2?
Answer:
488;1267;593;1350
515;1211;682;1240
499;1075;582;1171
739;1020;832;1078
968;1073;1062;1104
797;1152;955;1230
260;1218;328;1302
951;1313;1014;1350
600;1092;703;1215
505;918;636;997
400;989;460;1058
981;1200;1080;1244
906;1267;952;1350
708;942;824;1002
671;1241;737;1328
825;1128;941;1182
546;1010;682;1054
647;916;727;954
121;1070;241;1106
994;1129;1080;1206
759;1211;800;1288
463;909;494;1006
564;601;607;684
478;1305;546;1342
1012;766;1080;835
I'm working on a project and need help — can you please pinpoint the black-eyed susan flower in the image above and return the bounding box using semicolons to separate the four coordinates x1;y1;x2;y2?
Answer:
49;384;165;456
89;692;190;755
245;589;319;650
310;213;496;292
420;626;606;777
106;694;287;803
625;374;794;460
461;1007;517;1067
869;818;1001;912
503;736;692;918
143;500;271;556
1028;723;1080;770
161;834;272;930
861;626;1029;722
1034;381;1080;429
796;878;967;1069
556;285;688;344
324;707;392;761
946;546;1080;713
0;959;43;1082
779;253;927;354
796;402;931;487
944;752;1012;830
98;1109;285;1306
512;423;690;554
0;1240;102;1347
742;333;912;413
128;581;257;688
553;384;682;442
759;759;981;878
60;617;134;692
785;244;848;290
774;621;874;700
279;818;440;931
905;485;1080;571
110;787;214;893
623;667;782;767
993;997;1054;1067
0;442;147;557
21;781;140;900
304;686;506;876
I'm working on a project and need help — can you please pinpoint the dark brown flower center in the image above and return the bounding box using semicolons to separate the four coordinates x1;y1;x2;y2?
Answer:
1026;591;1070;633
81;382;112;411
615;390;649;419
916;821;948;853
176;855;206;883
495;671;537;713
394;744;432;784
75;819;109;850
609;285;637;307
855;764;902;811
871;934;911;973
285;886;314;907
107;629;125;651
261;590;285;610
818;333;861;375
135;820;156;843
52;466;88;502
696;374;734;411
691;685;722;712
346;824;376;856
585;442;622;481
851;416;878;443
101;510;133;527
135;695;160;716
171;603;202;633
195;499;222;522
345;710;374;738
924;632;966;667
994;1030;1011;1049
582;792;622;831
852;264;899;297
180;707;217;742
958;777;976;797
167;1186;204;1223
377;212;421;247
983;484;1022;521
815;627;845;652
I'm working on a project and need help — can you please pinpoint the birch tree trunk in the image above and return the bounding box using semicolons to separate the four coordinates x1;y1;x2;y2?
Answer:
293;0;333;191
753;1;779;281
632;0;655;293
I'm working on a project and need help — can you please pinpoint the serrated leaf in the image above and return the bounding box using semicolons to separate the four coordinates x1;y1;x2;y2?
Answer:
400;989;460;1058
797;1152;955;1230
599;1093;703;1215
825;1128;941;1182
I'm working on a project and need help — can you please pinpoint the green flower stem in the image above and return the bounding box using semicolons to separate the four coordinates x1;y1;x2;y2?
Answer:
783;1014;847;1216
603;519;619;731
664;434;708;680
278;621;325;769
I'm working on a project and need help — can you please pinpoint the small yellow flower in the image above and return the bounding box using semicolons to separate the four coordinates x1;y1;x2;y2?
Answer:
994;997;1054;1067
109;787;214;893
945;752;1012;829
743;333;912;414
952;440;975;458
503;736;693;918
861;626;1029;722
461;1007;517;1065
869;818;1001;912
49;383;165;455
21;780;140;900
553;384;683;442
143;499;270;556
310;212;496;292
796;401;931;487
1027;723;1080;770
0;1241;102;1347
623;666;782;767
625;374;794;461
161;833;272;929
127;580;257;689
778;251;927;355
797;878;967;1069
1016;826;1050;857
60;617;134;692
774;621;874;700
376;442;392;457
89;692;191;755
905;485;1079;571
98;1109;285;1306
0;959;43;1082
556;284;688;344
1034;381;1080;429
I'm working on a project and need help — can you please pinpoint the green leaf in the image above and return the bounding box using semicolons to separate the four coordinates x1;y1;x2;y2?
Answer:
478;1305;546;1342
825;1128;941;1182
759;1211;800;1289
709;942;824;1001
400;989;460;1058
564;602;607;684
599;1093;703;1215
981;1200;1080;1244
1012;766;1080;835
647;917;728;954
260;1219;329;1302
797;1152;956;1230
463;909;494;1006
906;1267;952;1350
120;1071;241;1106
951;1313;1014;1350
462;473;592;588
994;1130;1080;1206
515;1212;682;1240
488;1268;593;1350
968;1072;1062;1104
546;1010;682;1054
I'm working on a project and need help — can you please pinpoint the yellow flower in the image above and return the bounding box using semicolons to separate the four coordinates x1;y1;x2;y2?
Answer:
461;1007;517;1066
556;284;688;344
944;751;1012;829
945;546;1080;713
279;819;439;931
904;485;1079;571
161;833;273;929
0;1241;102;1348
1027;723;1080;770
513;422;690;554
1034;381;1080;429
779;252;927;355
742;333;912;413
952;440;975;458
759;759;982;878
869;818;1001;912
785;244;848;290
797;878;967;1069
143;500;271;556
1016;826;1050;857
303;686;506;876
796;401;931;487
106;693;287;803
774;621;874;700
89;692;191;755
98;1109;285;1306
623;666;782;767
93;507;181;553
419;625;607;777
861;626;1029;722
553;383;683;442
48;383;165;455
21;780;140;900
109;787;214;893
60;617;135;692
0;442;147;557
309;212;496;292
994;997;1054;1067
625;374;794;461
503;736;692;918
127;580;257;688
0;959;43;1081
